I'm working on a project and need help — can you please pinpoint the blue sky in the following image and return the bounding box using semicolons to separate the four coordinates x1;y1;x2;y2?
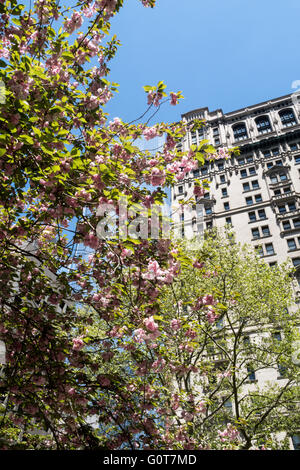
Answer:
105;0;300;124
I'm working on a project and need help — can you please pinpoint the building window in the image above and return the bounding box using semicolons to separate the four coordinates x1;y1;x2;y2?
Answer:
263;149;271;158
255;194;262;203
279;172;288;181
249;211;256;222
217;162;224;171
201;166;208;175
270;174;278;184
249;167;256;175
252;180;259;189
256;116;272;134
272;148;279;155
178;186;183;194
252;228;260;239
258;209;266;219
193;169;200;178
205;206;212;215
295;155;300;164
222;188;228;197
255;245;264;257
224;399;233;414
247;365;256;382
246;156;254;163
288;202;296;212
261;225;270;237
290;143;298;151
265;243;275;255
287;238;297;251
246;196;253;205
291;434;300;450
233;123;248;141
269;261;277;268
240;169;247;178
267;162;273;169
220;174;226;183
293;218;300;228
278;204;286;214
283;220;291;230
243;182;250;191
279;109;297;127
292;258;300;267
224;202;230;211
225;217;232;225
275;159;283;166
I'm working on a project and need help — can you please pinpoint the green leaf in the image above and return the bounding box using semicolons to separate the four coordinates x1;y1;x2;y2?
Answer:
19;135;34;145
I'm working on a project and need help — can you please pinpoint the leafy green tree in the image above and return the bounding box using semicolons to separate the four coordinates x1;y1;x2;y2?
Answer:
158;229;300;449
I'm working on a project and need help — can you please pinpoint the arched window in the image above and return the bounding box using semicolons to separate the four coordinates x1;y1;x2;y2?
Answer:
255;115;272;134
279;108;297;127
232;123;248;141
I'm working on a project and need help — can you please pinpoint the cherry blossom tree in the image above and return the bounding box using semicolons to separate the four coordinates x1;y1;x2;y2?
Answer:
0;0;236;449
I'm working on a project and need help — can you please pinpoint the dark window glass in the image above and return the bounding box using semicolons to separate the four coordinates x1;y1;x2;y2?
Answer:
278;205;286;213
292;258;300;266
220;175;226;183
233;123;248;141
249;211;256;221
249;167;256;175
255;194;262;203
252;228;260;239
256;116;272;134
279;109;297;127
224;202;230;211
246;197;253;205
287;239;297;250
283;220;291;230
240;169;247;178
243;182;250;191
270;174;278;184
279;173;288;181
258;209;266;219
262;226;270;237
288;202;296;211
293;218;300;228
247;366;256;382
265;243;274;255
222;188;228;197
252;180;259;189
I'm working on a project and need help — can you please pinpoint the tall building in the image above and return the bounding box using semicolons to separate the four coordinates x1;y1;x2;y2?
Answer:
172;93;300;283
171;93;300;450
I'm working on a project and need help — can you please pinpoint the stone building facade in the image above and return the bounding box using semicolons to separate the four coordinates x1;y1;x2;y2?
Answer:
171;93;300;450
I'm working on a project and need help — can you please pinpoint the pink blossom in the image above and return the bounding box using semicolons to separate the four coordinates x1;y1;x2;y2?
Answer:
150;167;166;186
144;316;158;332
170;92;179;106
72;337;84;351
143;126;158;140
194;185;205;198
170;319;181;331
